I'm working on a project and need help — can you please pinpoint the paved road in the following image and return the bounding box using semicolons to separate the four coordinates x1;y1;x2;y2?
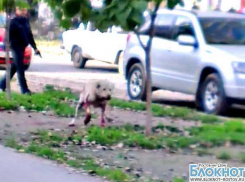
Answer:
23;53;245;117
2;48;245;117
0;52;194;103
0;145;102;182
25;53;194;103
2;52;245;116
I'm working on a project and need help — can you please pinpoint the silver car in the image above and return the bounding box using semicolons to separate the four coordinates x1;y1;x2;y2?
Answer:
123;9;245;114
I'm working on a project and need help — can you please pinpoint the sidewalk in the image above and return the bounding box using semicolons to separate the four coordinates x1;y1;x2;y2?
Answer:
0;145;103;182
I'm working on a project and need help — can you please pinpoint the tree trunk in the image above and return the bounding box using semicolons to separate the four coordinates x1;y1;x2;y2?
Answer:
5;14;11;100
145;45;152;135
144;1;161;136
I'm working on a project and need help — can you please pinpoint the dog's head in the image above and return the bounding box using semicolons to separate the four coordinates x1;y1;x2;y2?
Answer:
95;81;114;100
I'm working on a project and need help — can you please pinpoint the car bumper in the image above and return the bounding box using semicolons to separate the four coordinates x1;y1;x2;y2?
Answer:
225;73;245;99
0;47;32;66
0;57;31;65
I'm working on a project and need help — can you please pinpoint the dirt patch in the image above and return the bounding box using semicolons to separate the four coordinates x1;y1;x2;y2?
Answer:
0;110;244;181
0;105;198;138
0;72;244;181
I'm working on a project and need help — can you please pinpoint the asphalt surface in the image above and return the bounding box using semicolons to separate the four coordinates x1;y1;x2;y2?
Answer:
0;52;194;102
0;145;102;182
2;52;245;117
25;53;194;102
23;53;245;118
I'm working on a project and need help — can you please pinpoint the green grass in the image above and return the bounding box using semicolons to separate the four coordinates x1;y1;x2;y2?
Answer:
5;138;134;182
25;142;66;162
190;121;245;147
216;151;231;160
5;119;245;181
7;120;245;152
110;99;222;124
0;86;225;123
85;125;164;149
37;130;63;142
83;121;245;149
5;138;23;150
0;89;78;117
238;152;245;163
82;158;132;182
67;160;82;168
28;120;245;150
173;177;186;182
195;148;211;157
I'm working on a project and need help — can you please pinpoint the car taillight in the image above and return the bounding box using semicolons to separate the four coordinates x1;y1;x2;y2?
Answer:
126;34;131;43
0;42;4;50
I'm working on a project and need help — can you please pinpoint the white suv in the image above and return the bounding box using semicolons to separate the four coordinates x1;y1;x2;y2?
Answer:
123;9;245;114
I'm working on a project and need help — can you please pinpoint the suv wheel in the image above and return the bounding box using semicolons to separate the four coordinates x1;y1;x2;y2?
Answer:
197;73;229;114
127;63;146;100
72;47;87;68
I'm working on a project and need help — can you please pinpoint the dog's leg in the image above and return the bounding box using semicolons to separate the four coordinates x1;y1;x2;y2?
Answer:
69;102;83;127
101;104;106;127
84;104;92;126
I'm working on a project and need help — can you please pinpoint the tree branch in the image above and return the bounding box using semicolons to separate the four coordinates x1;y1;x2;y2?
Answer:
135;30;146;51
147;1;161;48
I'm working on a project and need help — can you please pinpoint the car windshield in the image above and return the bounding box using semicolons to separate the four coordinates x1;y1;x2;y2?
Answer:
200;17;245;45
0;15;5;28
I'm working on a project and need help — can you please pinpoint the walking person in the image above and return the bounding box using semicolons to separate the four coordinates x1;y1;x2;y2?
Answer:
0;6;40;94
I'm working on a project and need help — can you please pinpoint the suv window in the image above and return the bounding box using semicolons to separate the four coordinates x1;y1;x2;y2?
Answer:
200;17;245;45
154;14;176;39
173;16;195;40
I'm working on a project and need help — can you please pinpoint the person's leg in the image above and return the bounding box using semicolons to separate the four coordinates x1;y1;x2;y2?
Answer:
0;63;17;91
13;48;30;94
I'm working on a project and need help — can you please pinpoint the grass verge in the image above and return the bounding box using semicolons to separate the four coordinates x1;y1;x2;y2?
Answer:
110;99;222;124
24;120;245;151
239;152;245;163
195;148;211;157
84;120;245;150
173;177;185;182
216;151;232;160
4;138;134;182
0;86;226;124
0;88;77;117
6;120;245;181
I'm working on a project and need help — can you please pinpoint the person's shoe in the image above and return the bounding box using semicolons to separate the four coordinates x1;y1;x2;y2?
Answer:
0;88;5;93
23;90;33;96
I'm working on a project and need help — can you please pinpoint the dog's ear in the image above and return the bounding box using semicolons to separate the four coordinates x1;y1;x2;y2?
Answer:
97;83;101;89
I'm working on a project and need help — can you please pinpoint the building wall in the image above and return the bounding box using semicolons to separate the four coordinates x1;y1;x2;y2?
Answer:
220;0;241;11
199;0;242;11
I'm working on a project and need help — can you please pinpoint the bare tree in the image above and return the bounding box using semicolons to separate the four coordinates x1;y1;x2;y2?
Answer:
5;11;11;100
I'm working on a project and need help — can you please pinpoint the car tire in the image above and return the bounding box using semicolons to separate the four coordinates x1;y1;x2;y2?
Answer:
198;73;229;114
72;47;87;69
127;63;146;101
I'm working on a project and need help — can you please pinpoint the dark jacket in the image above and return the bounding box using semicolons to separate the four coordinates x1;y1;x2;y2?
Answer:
9;16;37;51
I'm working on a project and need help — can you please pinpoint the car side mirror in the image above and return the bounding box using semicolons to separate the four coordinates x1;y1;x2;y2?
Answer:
177;35;198;48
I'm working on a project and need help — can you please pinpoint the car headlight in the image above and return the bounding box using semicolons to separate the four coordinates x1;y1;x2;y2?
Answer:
232;62;245;74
